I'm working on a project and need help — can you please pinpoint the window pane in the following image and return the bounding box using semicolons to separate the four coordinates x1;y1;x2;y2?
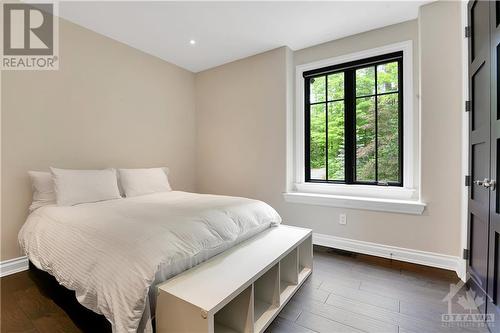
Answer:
327;73;344;100
377;94;400;183
356;67;375;97
310;103;326;180
310;76;326;103
356;97;376;182
328;101;345;181
377;62;398;94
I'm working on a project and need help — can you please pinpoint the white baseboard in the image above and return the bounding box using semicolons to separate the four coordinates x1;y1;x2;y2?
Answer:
0;237;466;281
313;233;462;278
0;256;29;277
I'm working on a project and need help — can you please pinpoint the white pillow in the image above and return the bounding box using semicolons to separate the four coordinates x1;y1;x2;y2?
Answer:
28;171;56;212
50;168;122;206
118;168;172;197
114;168;171;197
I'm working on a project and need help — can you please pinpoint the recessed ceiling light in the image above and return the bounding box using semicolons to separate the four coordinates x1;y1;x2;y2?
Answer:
189;40;196;45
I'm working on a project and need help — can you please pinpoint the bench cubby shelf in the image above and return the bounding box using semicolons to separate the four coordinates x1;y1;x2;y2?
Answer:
156;225;312;333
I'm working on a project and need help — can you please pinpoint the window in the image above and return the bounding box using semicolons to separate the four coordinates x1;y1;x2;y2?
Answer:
304;52;403;186
285;42;422;214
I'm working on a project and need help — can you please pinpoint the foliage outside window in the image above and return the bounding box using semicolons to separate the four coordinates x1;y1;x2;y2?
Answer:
304;52;403;186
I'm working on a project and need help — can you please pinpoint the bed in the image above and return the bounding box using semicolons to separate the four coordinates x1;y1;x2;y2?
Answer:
18;191;281;333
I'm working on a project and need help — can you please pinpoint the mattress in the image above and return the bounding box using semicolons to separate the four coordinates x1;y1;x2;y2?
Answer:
18;191;281;332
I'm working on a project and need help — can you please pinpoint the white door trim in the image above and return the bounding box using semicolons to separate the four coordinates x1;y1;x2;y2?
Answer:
459;0;469;282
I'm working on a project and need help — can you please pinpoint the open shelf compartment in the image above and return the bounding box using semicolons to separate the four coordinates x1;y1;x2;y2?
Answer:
298;236;313;282
214;285;253;333
253;263;279;332
279;247;298;302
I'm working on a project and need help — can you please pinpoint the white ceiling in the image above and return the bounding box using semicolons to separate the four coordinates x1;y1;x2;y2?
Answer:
59;1;429;73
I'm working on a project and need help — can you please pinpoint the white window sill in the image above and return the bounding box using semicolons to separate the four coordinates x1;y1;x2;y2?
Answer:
283;192;426;215
294;182;417;200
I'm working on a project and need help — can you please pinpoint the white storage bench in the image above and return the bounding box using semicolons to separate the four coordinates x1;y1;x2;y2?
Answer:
156;224;313;333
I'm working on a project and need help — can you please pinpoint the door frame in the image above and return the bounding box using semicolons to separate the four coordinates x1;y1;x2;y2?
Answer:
460;0;470;282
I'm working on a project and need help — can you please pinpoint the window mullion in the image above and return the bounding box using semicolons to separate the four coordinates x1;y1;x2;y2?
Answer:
398;59;404;185
325;77;329;181
344;69;355;184
375;65;379;184
304;78;311;182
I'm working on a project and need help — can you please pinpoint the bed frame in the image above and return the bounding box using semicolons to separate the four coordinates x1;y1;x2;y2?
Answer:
156;224;313;333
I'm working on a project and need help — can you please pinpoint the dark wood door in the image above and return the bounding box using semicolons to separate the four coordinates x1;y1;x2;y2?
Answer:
487;1;500;330
468;0;491;316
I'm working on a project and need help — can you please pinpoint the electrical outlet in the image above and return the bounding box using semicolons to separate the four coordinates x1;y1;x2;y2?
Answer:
339;213;347;225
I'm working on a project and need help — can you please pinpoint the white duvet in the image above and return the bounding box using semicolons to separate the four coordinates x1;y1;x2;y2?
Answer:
18;191;281;332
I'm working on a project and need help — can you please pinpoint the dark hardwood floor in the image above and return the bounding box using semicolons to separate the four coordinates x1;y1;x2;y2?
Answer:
0;247;490;333
1;261;111;333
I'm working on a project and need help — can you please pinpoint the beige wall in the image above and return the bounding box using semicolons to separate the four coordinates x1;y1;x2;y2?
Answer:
196;47;289;205
1;19;196;260
195;1;464;257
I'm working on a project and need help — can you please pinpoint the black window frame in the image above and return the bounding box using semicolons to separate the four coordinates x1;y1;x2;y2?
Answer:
304;51;404;187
